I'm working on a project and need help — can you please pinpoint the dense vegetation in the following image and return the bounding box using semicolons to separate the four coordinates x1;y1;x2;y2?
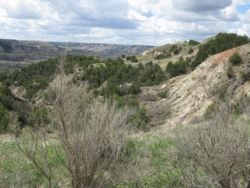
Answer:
1;59;58;98
165;57;191;78
81;59;164;129
155;52;171;60
0;103;9;133
164;33;249;78
125;55;138;62
0;85;33;132
0;85;13;132
229;52;243;65
170;45;182;55
82;60;165;96
188;40;200;46
190;33;249;69
65;55;102;74
0;55;165;131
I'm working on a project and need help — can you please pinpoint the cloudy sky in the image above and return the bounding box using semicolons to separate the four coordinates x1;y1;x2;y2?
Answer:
0;0;250;45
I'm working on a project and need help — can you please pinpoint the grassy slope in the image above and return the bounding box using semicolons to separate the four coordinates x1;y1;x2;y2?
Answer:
0;132;181;188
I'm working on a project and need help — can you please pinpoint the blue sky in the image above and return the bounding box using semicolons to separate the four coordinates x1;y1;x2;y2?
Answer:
0;0;250;45
237;3;250;13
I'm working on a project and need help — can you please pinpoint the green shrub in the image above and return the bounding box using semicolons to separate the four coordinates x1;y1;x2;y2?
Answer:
188;40;200;46
173;47;181;55
33;107;50;126
126;55;138;62
0;103;9;133
229;53;242;65
139;62;165;86
232;94;250;114
166;58;190;78
120;139;142;163
204;102;216;119
211;83;229;100
109;95;149;130
0;85;12;106
155;52;171;60
188;47;194;54
0;85;33;130
170;45;177;52
157;91;168;98
0;73;8;82
130;107;149;130
241;69;250;82
128;82;141;95
227;65;234;78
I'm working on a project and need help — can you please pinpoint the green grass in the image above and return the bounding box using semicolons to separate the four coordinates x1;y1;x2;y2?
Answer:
118;135;181;188
0;141;42;186
0;133;181;188
0;137;68;187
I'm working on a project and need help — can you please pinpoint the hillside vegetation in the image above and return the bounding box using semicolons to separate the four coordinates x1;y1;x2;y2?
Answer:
190;33;249;69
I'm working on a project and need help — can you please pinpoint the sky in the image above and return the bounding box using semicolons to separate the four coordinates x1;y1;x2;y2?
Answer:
0;0;250;45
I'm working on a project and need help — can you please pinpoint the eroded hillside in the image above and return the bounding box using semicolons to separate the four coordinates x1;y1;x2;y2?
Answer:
1;33;249;134
139;44;250;131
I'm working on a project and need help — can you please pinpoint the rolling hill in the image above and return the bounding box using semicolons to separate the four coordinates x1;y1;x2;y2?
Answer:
0;39;152;71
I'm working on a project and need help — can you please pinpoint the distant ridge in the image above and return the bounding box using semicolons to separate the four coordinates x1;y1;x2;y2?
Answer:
0;38;153;62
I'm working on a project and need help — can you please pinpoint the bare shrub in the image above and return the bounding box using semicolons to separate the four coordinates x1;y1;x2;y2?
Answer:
12;101;56;188
172;76;250;188
146;100;171;127
15;127;54;188
174;100;250;188
52;55;132;188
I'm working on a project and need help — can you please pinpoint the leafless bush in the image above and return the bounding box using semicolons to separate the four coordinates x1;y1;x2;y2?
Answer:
52;55;132;188
172;76;250;188
174;87;250;188
15;127;53;188
146;100;171;126
12;100;55;188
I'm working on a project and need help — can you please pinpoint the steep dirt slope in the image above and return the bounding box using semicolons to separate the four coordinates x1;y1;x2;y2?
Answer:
138;44;250;130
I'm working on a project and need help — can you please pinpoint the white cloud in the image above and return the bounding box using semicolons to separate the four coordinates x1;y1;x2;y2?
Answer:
174;0;232;12
0;0;47;19
0;0;249;45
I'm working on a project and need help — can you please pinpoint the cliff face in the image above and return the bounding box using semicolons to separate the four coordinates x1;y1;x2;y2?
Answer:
138;44;250;131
